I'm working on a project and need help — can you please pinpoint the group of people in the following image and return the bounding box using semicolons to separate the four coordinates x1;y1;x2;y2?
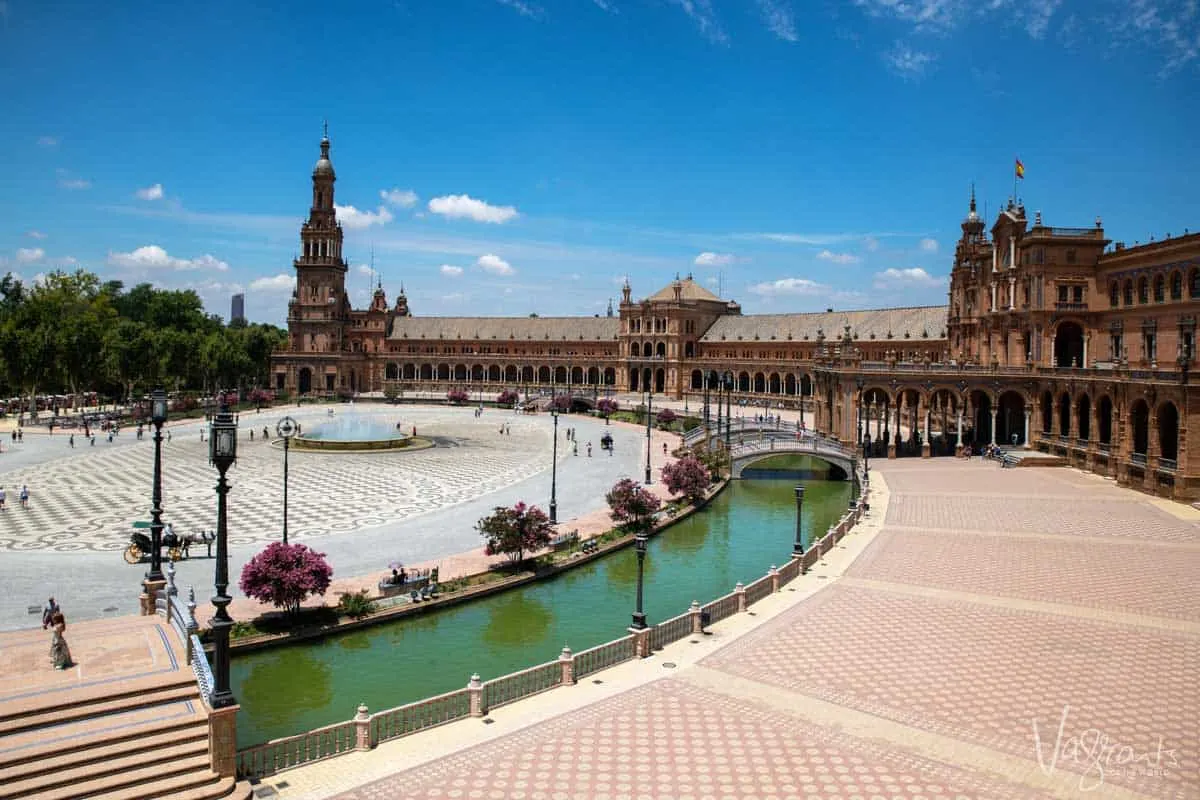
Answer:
0;485;29;510
42;597;72;670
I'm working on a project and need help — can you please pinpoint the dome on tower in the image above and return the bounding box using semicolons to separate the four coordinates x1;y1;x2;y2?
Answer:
313;133;335;179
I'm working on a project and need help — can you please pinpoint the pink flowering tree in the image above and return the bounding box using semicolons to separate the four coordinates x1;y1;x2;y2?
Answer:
597;398;619;418
446;389;469;404
496;389;519;407
477;501;554;567
239;542;333;617
550;394;572;413
606;477;662;534
661;455;712;504
656;407;678;428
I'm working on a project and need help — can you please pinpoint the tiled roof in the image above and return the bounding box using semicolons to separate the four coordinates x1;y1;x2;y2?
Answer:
700;306;948;343
387;316;621;342
645;278;722;303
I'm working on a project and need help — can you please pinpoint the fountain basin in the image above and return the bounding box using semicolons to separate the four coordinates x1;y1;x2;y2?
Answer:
289;434;433;453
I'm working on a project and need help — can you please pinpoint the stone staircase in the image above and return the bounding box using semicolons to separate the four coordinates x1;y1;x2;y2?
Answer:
0;664;251;800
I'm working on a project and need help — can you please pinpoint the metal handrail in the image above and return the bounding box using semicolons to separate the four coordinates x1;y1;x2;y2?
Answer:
190;635;215;707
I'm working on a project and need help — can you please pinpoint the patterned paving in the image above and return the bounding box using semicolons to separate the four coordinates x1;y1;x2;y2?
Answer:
332;679;1053;800
702;585;1199;798
0;407;555;552
846;527;1200;621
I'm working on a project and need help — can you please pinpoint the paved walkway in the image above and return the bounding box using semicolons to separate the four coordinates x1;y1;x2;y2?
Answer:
0;403;670;630
266;460;1199;800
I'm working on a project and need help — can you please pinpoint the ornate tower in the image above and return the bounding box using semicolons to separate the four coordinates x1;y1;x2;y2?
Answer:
285;126;350;394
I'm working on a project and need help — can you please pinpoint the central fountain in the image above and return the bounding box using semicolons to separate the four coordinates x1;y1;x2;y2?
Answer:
290;407;432;452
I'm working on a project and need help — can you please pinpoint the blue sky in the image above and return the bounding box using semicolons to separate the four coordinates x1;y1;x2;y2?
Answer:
1;0;1197;324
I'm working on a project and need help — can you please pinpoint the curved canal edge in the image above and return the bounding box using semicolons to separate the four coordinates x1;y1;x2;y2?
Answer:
220;479;732;656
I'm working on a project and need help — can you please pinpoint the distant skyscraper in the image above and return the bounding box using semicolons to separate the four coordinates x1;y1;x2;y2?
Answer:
231;293;246;323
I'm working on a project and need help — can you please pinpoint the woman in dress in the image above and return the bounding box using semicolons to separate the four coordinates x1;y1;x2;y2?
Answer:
49;610;73;670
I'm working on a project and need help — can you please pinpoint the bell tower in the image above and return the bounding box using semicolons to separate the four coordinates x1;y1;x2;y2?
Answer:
285;125;350;392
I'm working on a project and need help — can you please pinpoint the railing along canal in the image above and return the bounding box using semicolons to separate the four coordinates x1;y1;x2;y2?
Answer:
153;562;214;705
235;482;873;780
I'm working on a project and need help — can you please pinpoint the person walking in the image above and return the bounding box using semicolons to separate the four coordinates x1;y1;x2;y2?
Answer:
69;433;75;448
49;609;72;670
0;486;5;511
41;597;59;629
19;485;29;509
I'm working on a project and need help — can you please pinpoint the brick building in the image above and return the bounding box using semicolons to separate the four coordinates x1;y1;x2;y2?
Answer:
272;133;1199;501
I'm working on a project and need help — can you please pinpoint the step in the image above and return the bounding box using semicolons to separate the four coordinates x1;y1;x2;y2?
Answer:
82;769;231;800
0;714;207;777
32;753;215;800
0;684;200;737
0;672;196;725
0;738;209;799
0;712;207;773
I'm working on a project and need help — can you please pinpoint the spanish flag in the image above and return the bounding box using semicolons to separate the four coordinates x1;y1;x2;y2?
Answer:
1015;158;1025;179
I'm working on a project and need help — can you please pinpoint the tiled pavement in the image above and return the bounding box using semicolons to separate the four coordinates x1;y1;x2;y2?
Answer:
273;459;1198;800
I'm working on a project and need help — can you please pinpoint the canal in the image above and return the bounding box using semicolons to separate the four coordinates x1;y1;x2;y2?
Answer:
232;467;852;746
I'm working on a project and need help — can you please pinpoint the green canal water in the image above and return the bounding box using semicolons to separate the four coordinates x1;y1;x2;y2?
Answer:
232;466;852;747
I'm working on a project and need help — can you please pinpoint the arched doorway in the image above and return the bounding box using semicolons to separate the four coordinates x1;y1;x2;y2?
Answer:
1054;321;1085;368
997;391;1026;446
691;370;703;390
654;368;665;393
785;374;796;395
1076;394;1091;441
1040;391;1053;434
738;372;750;392
1057;393;1071;437
753;373;765;393
385;363;399;380
1130;400;1150;457
1098;396;1113;445
420;364;433;381
1158;402;1179;463
298;367;312;394
969;391;992;449
538;366;551;383
929;388;959;456
437;364;450;380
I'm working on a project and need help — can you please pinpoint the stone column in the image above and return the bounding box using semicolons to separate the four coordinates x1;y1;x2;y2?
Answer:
207;704;240;778
354;703;372;751
990;407;998;446
1145;417;1159;493
468;673;484;717
629;626;652;658
689;600;704;634
922;408;931;458
734;582;747;612
956;409;964;456
1083;334;1089;368
1024;408;1032;450
559;646;575;685
769;565;780;593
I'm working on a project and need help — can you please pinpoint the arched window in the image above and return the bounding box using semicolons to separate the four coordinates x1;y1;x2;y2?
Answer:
1137;277;1149;303
1153;274;1165;303
1170;271;1183;300
1123;280;1134;306
1190;269;1200;299
1109;282;1119;307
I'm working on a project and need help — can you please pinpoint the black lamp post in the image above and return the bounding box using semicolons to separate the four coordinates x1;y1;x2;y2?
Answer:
631;532;648;629
856;377;865;448
276;416;298;544
549;405;559;524
793;485;805;556
147;388;168;585
208;398;238;709
863;432;871;473
644;388;653;484
723;373;733;450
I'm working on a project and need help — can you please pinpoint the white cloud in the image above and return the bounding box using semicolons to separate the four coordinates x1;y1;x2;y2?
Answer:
1025;0;1061;38
749;277;831;297
756;0;798;41
355;264;374;276
427;194;519;224
737;232;865;245
107;245;230;272
495;0;540;17
56;169;91;190
694;251;737;267
852;0;965;31
873;267;942;289
380;188;419;208
135;183;164;200
884;41;935;78
705;276;719;285
440;264;464;277
817;249;860;265
249;274;294;293
37;136;58;148
335;204;394;230
27;230;47;240
16;247;44;264
918;238;939;253
476;254;514;275
592;0;618;11
669;0;728;44
614;274;631;285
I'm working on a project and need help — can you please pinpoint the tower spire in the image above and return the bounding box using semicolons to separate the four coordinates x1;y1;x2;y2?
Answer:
969;182;976;214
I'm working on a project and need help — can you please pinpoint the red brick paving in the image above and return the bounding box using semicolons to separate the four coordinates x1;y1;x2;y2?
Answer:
332;680;1054;800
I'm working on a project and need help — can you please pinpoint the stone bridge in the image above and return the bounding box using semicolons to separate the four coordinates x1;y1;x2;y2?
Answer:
726;436;857;479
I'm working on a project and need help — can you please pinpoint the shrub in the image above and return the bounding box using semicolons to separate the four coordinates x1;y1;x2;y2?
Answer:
477;501;554;567
606;477;661;533
446;389;469;404
550;394;571;412
336;590;377;619
239;542;334;617
497;389;519;406
656;407;678;428
661;455;712;504
596;398;619;416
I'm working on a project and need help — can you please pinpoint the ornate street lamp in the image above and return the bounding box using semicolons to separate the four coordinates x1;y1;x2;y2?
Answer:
723;373;733;450
855;377;865;447
793;485;805;556
863;432;871;473
644;387;653;485
146;388;168;585
207;398;238;709
276;416;298;544
549;404;559;524
631;532;649;629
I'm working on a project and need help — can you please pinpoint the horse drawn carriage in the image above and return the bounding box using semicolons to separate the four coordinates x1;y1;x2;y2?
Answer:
123;527;215;564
